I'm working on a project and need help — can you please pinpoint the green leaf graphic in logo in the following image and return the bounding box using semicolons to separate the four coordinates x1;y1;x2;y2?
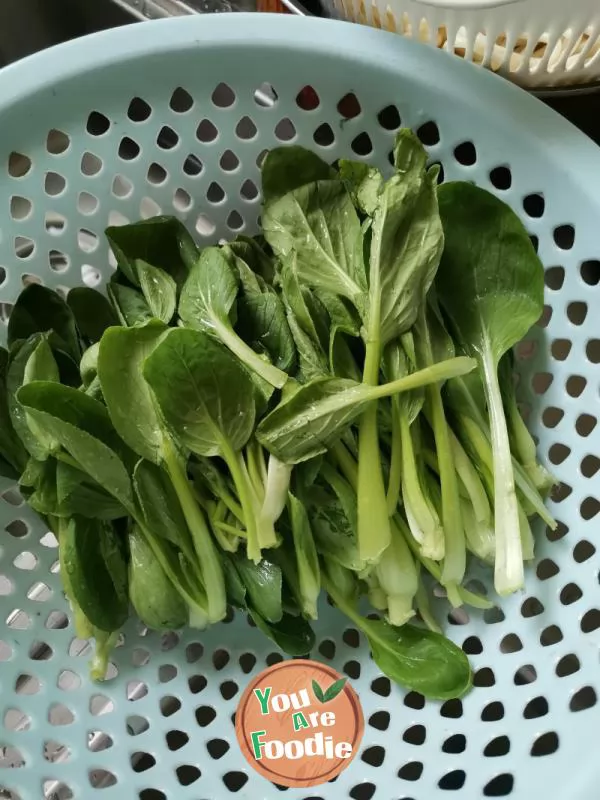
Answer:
312;678;325;703
312;676;347;703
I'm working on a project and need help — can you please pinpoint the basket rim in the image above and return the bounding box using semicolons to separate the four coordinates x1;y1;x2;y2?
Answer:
0;13;598;190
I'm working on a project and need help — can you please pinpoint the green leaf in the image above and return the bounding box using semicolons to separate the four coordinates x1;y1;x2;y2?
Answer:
324;575;471;700
98;321;168;463
249;609;314;656
105;215;197;287
7;284;81;363
80;342;99;388
437;182;545;595
107;282;153;328
236;289;296;374
323;677;347;702
26;458;59;516
368;130;443;347
338;160;383;216
288;493;320;619
8;335;60;460
230;552;283;623
67;287;119;344
261;146;336;204
257;357;475;463
179;247;287;388
56;460;126;520
128;525;187;630
61;516;129;632
226;236;276;286
222;554;247;608
0;348;28;472
17;382;133;511
144;328;256;458
133;459;193;553
262;180;367;309
311;679;325;703
137;260;177;324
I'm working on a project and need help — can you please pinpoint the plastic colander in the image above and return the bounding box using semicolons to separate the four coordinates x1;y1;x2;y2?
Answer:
0;14;598;800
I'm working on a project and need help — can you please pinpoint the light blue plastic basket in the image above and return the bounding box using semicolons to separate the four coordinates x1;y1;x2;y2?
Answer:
0;14;598;800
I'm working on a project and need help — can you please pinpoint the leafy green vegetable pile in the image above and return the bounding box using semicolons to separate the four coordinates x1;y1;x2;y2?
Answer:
0;130;555;700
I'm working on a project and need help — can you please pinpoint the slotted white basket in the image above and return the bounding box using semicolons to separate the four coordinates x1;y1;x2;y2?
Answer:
322;0;600;89
0;13;599;800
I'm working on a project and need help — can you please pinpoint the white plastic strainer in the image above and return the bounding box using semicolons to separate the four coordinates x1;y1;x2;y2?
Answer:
0;14;598;800
321;0;600;90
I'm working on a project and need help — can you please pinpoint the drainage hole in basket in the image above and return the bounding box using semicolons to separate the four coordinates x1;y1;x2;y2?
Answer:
188;674;207;695
48;703;75;726
440;698;463;719
6;609;32;630
158;664;177;684
398;760;424;782
57;669;81;691
575;414;598;437
580;496;600;520
442;734;466;754
10;195;32;221
88;731;114;753
474;667;496;688
483;773;514;796
586;339;600;363
234;116;256;141
131;751;156;773
14;236;35;259
349;782;375;800
212;648;230;670
438;769;466;790
212;82;236;109
553;224;575;250
27;640;53;663
118;137;140;161
337;92;361;120
523;696;548;719
254;82;278;108
542;406;564;428
157;125;179;151
170;86;194;114
567;300;588;325
139;791;166;800
147;162;168;186
195;705;216;727
220;150;239;172
275;118;296;143
344;660;361;679
44;739;71;764
462;635;483;655
266;651;284;666
318;639;335;660
581;609;600;633
550;338;571;361
523;192;545;218
483;735;510;758
46;128;71;155
90;694;114;716
351;132;373;157
530;731;559;757
86;110;110;137
165;729;189;752
127;96;152;123
370;676;390;698
220;680;239;701
111;174;134;198
3;708;31;732
544;266;564;290
160;695;181;717
88;769;117;788
536;558;559;581
368;711;390;733
481;701;504;722
581;258;600;285
81;151;103;175
453;141;476;166
43;782;73;799
8;151;32;177
206;737;229;759
241;179;259;202
45;610;68;630
489;165;511;191
402;723;425;745
416;120;440;146
126;714;150;736
377;104;401;131
13;551;37;570
361;745;385;767
313;123;335;148
295;85;320;111
513;664;537;686
174;187;193;212
222;771;248;792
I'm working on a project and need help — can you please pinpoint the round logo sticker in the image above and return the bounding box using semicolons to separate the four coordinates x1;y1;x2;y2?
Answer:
235;659;364;788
